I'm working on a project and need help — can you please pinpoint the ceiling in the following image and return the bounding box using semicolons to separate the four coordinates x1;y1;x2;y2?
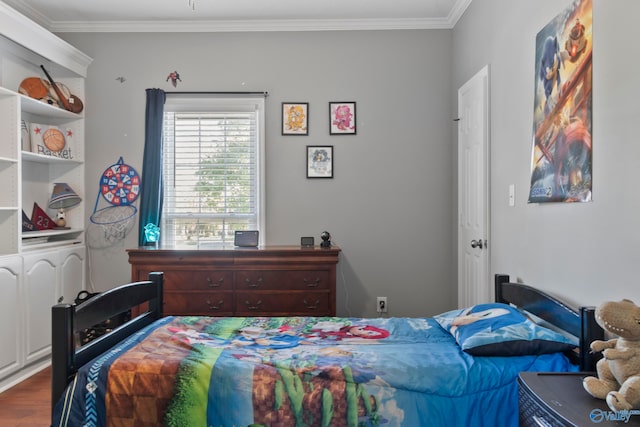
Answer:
2;0;472;32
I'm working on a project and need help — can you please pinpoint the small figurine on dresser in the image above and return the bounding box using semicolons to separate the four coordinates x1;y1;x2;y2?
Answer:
583;299;640;411
320;231;332;248
54;210;67;228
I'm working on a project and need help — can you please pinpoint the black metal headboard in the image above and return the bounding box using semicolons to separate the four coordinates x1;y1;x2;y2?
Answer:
494;274;603;371
51;272;164;415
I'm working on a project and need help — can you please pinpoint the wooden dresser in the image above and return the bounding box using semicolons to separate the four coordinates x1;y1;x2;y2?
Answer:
127;246;341;316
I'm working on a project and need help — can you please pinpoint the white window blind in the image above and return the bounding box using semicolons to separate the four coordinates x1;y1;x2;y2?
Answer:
162;95;265;248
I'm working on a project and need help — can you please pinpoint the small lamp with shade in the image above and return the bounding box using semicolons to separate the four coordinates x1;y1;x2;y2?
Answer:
48;183;81;228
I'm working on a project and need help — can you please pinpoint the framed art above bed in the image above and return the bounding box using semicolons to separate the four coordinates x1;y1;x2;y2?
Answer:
51;273;603;427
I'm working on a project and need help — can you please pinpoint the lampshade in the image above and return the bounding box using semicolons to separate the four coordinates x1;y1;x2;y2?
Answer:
49;183;81;209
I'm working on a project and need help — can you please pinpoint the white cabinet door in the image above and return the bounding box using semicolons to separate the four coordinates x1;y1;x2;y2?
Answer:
57;245;85;305
22;251;57;364
0;256;22;379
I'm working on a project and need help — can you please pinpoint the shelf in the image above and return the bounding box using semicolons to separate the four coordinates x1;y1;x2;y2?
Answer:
22;228;84;251
20;94;82;121
22;227;83;239
0;86;82;121
22;151;82;165
0;85;16;98
21;239;83;252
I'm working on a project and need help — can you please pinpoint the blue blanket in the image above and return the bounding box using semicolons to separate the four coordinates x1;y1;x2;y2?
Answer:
52;316;576;427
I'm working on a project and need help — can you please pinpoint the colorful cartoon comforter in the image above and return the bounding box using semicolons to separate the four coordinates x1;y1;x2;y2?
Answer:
52;316;576;427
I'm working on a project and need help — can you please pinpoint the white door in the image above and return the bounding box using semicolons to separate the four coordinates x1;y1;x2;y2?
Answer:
458;65;490;308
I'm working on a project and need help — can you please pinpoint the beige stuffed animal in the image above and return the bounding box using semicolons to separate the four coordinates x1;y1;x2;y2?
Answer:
583;299;640;411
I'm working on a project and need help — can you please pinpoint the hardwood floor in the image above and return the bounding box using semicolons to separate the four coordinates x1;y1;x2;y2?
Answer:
0;367;51;427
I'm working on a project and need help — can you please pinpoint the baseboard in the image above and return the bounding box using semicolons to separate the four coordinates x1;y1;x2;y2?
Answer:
0;359;51;394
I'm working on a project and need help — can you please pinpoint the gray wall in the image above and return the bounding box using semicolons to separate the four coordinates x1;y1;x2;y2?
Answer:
60;30;455;318
453;0;640;307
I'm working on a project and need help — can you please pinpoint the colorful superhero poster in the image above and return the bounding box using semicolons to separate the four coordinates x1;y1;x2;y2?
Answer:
529;0;592;203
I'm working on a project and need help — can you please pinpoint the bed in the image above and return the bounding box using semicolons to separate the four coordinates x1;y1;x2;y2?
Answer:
51;273;603;427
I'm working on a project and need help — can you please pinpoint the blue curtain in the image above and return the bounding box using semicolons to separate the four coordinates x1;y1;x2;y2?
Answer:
138;88;166;246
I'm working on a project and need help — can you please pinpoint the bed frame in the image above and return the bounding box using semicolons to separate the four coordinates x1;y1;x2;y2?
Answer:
50;272;603;414
494;274;603;372
51;272;164;415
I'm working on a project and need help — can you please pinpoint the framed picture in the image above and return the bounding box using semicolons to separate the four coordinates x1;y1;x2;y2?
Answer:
282;102;309;135
29;122;74;159
307;145;333;178
329;102;356;135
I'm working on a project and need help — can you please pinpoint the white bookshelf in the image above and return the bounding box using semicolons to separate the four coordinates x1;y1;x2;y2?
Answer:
0;2;92;393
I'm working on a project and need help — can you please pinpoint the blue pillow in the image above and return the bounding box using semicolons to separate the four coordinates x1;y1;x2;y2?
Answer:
433;303;577;356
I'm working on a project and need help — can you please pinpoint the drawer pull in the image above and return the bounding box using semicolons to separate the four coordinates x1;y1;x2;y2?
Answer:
303;299;320;310
206;277;224;288
245;277;264;288
206;299;224;311
244;300;263;310
304;278;321;287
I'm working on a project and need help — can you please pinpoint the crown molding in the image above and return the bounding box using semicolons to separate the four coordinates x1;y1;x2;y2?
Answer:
2;0;472;33
0;2;92;76
49;17;454;33
1;0;52;29
448;0;472;26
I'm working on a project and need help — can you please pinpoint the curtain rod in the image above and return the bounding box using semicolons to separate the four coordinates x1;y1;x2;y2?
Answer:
166;91;268;97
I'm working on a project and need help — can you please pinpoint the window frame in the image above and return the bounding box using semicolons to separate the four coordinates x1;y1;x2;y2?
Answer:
161;94;266;248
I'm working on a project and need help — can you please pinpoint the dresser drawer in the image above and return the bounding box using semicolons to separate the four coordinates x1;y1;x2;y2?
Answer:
164;291;233;316
235;270;330;290
128;246;340;317
235;291;330;315
163;270;233;291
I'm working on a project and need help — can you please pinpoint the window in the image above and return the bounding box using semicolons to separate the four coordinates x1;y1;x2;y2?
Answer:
161;94;265;248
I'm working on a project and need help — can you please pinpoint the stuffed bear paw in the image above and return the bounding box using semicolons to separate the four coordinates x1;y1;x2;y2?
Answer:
607;391;634;411
584;376;617;400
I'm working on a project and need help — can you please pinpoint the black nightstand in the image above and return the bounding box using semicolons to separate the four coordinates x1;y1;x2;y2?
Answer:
518;372;640;426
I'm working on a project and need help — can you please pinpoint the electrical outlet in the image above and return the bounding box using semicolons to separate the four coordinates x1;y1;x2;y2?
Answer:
377;296;387;313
